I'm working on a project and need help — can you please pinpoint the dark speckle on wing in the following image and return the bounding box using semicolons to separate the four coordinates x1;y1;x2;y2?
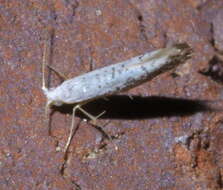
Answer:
112;67;115;79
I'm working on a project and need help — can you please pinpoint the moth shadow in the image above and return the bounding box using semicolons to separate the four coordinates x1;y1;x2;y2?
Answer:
53;95;214;120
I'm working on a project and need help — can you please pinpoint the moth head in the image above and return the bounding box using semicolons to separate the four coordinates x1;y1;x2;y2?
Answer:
42;87;63;107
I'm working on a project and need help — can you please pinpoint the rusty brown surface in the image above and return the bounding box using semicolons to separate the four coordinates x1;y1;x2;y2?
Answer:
1;0;223;189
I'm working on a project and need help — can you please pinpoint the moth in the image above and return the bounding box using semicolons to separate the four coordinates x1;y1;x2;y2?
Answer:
42;42;192;152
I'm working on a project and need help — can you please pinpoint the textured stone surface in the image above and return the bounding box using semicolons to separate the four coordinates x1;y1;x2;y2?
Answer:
1;0;223;189
213;8;223;52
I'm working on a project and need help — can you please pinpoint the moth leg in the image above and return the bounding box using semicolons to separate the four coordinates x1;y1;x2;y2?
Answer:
76;107;112;146
128;95;134;100
82;108;118;150
64;104;81;153
78;106;106;123
64;105;105;153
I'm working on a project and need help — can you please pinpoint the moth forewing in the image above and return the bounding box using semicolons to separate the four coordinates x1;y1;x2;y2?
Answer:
42;43;192;152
